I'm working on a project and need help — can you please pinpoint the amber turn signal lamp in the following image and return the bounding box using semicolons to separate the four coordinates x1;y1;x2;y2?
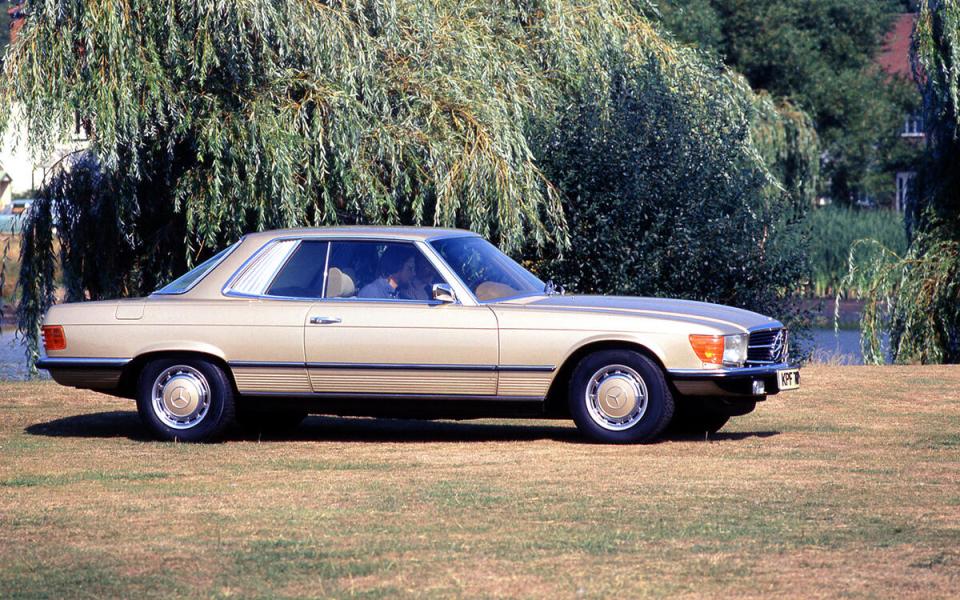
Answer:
42;325;66;351
689;334;723;365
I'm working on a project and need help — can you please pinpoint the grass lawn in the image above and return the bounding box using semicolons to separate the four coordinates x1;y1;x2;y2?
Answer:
1;365;958;598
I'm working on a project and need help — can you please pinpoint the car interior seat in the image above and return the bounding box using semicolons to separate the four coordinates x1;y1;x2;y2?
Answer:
325;267;356;298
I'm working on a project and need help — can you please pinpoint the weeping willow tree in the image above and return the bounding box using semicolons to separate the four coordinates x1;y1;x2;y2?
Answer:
843;0;960;364
748;91;820;211
1;0;816;367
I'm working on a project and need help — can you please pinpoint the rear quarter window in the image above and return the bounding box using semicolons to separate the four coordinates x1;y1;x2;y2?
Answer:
154;243;238;295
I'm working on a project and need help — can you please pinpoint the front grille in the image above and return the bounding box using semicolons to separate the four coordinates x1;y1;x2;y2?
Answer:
747;328;788;364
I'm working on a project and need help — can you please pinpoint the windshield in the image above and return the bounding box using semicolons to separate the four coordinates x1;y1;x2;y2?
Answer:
430;236;544;302
154;243;238;295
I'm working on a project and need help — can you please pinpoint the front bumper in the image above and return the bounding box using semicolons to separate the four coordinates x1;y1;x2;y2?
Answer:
667;363;799;398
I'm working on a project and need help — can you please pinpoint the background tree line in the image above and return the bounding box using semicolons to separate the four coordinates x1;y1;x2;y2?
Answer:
656;0;922;206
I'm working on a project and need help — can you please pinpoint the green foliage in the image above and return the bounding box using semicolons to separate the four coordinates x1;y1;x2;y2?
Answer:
651;0;724;53
532;50;811;329
846;1;960;364
912;0;960;231
656;0;921;205
842;231;959;363
14;198;55;368
2;1;572;257
807;206;907;297
748;90;820;208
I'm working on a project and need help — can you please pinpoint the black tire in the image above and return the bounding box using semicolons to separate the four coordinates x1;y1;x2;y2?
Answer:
568;350;674;443
235;402;307;435
136;357;236;442
668;412;730;435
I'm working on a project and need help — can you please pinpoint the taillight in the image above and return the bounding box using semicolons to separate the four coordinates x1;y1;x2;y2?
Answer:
42;325;66;351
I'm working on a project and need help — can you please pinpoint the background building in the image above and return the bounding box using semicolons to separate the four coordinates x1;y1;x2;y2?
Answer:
877;12;925;213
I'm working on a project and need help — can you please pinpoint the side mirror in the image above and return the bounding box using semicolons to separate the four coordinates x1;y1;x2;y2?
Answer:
432;283;457;304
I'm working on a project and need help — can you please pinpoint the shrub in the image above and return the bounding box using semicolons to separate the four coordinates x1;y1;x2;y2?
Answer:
533;57;812;331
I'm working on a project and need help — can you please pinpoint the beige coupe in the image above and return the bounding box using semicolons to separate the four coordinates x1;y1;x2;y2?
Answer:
38;227;799;443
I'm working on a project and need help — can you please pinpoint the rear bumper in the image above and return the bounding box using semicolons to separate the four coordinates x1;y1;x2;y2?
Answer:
35;357;129;390
667;363;799;398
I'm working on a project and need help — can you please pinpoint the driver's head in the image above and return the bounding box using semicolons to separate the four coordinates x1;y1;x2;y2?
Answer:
380;246;416;285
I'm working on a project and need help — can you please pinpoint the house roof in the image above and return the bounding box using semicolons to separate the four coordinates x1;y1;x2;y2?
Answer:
8;2;26;45
876;13;917;80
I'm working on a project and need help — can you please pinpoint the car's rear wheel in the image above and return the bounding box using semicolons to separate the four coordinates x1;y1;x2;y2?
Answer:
136;357;235;442
568;350;674;443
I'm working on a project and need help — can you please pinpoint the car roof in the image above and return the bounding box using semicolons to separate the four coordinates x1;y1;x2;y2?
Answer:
241;226;480;244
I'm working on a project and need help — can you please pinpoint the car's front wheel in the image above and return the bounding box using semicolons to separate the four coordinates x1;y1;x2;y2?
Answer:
136;357;235;442
568;350;674;443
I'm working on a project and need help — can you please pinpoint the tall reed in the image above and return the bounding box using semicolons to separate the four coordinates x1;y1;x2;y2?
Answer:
807;206;906;298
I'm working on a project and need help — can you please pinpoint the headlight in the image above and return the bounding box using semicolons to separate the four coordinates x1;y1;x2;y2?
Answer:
722;333;748;367
689;333;748;368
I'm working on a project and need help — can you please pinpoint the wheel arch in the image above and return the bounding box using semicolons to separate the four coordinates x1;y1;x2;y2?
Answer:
543;339;668;418
118;350;237;398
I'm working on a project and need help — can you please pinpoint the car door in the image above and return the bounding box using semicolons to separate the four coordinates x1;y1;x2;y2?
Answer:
217;238;328;395
303;239;500;398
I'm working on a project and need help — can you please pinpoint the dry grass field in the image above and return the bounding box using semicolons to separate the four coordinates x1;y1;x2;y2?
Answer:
1;365;958;598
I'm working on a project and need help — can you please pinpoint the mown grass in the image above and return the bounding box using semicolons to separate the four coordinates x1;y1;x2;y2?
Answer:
0;470;168;487
1;366;958;598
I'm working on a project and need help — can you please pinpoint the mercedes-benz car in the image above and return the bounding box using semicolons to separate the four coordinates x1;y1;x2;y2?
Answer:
37;227;799;443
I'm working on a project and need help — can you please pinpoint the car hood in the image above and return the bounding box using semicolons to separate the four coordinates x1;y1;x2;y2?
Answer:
500;295;780;332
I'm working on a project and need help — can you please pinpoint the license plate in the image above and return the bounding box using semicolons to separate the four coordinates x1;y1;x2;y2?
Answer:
777;369;800;391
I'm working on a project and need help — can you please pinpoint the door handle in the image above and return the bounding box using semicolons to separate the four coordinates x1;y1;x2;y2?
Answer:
309;316;342;325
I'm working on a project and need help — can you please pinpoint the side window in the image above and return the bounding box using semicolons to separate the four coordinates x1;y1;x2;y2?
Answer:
325;241;446;301
264;241;329;298
228;239;300;296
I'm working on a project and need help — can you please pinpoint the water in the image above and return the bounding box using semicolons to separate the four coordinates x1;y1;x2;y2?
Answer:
803;328;865;364
0;331;48;381
0;213;26;234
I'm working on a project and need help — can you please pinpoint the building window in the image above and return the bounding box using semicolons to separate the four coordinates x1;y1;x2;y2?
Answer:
896;171;915;213
902;114;924;137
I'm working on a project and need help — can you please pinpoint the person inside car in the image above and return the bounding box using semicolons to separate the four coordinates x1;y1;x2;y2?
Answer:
358;246;416;299
403;252;443;300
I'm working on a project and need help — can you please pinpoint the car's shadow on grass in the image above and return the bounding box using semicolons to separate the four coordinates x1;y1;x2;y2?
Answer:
25;411;780;444
24;411;582;443
25;411;154;441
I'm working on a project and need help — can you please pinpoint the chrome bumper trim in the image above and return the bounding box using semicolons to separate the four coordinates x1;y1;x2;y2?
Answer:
667;363;797;380
35;357;131;370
